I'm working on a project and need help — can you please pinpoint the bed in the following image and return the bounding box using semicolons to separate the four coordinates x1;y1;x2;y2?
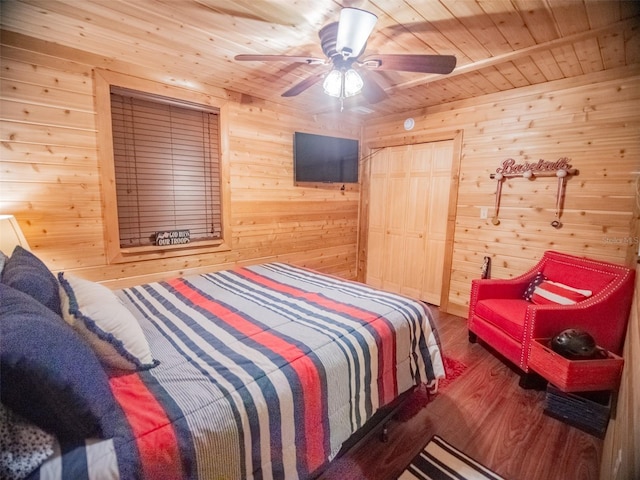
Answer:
1;247;445;480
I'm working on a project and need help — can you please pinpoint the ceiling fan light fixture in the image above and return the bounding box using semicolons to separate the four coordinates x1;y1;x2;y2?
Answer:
336;8;377;58
323;68;364;98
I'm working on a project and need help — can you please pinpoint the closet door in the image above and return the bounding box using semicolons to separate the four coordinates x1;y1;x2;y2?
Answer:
366;141;453;305
419;142;454;304
366;149;390;291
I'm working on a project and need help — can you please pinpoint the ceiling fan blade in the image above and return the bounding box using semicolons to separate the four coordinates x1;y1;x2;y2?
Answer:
336;8;377;58
282;71;327;97
358;70;388;104
361;54;457;74
234;54;326;65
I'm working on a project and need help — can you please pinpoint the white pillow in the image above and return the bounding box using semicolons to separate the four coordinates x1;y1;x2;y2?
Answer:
58;272;158;372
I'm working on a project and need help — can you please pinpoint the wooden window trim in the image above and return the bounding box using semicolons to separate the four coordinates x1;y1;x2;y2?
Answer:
94;69;231;264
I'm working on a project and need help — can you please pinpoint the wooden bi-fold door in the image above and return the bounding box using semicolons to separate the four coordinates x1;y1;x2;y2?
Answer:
366;140;453;305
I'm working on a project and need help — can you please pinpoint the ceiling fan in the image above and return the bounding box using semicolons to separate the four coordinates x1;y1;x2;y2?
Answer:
234;7;456;106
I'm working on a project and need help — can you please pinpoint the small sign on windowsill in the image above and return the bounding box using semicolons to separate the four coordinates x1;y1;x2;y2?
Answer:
155;229;190;246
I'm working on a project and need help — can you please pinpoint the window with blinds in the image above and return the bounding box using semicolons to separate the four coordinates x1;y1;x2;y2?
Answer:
110;87;221;248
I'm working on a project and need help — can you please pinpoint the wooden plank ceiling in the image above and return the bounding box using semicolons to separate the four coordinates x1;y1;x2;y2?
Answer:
2;0;639;118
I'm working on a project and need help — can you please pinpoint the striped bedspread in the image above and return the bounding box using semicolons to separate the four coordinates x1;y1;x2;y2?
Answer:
32;263;444;480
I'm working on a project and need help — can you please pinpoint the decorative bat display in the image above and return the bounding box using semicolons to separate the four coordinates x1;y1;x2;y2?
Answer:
489;158;577;229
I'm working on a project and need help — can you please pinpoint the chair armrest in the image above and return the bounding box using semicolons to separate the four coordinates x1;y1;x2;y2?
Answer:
471;277;532;301
523;278;634;356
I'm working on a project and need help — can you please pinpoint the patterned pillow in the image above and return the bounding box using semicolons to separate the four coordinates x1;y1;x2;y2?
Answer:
58;272;158;372
523;272;546;301
530;280;592;305
1;246;61;315
0;404;54;480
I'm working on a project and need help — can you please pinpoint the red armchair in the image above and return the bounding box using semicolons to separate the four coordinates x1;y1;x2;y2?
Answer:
467;251;635;386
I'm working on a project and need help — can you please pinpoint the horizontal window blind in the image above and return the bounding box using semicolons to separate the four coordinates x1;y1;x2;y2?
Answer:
110;88;221;248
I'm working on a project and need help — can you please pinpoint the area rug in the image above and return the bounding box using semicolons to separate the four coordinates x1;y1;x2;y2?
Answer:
437;355;468;391
395;356;467;421
398;435;506;480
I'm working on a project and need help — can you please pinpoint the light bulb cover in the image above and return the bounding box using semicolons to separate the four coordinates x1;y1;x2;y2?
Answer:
323;70;343;97
343;69;363;97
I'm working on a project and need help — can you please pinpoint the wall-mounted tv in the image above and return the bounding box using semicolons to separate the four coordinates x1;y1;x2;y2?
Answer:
293;132;359;184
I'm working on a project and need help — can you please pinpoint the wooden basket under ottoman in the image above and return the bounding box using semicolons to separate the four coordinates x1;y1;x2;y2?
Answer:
529;338;624;392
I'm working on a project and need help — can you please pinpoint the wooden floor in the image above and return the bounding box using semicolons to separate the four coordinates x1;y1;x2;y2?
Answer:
319;307;603;480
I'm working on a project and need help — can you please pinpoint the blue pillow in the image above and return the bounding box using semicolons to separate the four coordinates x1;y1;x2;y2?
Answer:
0;283;119;442
1;246;61;315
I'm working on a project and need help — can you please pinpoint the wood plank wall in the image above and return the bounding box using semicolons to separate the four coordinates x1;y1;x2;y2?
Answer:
600;266;639;480
0;32;362;287
362;65;640;317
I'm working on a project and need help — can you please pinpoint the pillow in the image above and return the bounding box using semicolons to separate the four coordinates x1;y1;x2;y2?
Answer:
0;283;119;441
58;272;158;372
530;280;593;305
523;272;546;301
1;246;61;315
0;403;54;480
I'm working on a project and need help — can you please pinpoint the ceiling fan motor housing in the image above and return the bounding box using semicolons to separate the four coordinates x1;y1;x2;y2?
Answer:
319;23;359;70
319;23;340;59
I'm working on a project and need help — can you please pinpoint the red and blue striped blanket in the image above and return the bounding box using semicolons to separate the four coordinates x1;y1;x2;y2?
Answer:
31;263;444;480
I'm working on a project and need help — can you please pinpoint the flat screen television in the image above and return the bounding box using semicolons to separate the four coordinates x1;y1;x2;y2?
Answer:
293;132;359;183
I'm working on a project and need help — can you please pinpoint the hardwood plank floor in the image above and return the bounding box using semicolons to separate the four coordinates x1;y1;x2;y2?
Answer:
319;307;603;480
